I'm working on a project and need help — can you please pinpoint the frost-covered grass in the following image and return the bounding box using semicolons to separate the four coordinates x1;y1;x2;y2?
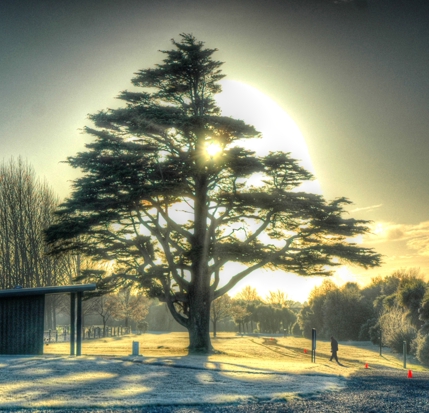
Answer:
44;332;428;373
0;333;427;409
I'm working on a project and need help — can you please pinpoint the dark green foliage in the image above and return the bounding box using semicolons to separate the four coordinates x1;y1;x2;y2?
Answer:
322;283;372;341
46;34;380;354
299;280;375;341
396;273;428;329
382;293;398;310
369;271;429;356
377;275;403;296
255;305;280;333
247;304;296;334
281;307;297;333
137;320;148;334
418;290;429;326
245;303;259;333
368;320;381;345
230;299;249;334
415;290;429;365
415;334;429;366
297;305;318;338
297;280;337;338
358;317;377;342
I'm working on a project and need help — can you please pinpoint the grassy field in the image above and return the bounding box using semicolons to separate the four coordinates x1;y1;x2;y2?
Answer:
3;333;428;408
44;332;428;377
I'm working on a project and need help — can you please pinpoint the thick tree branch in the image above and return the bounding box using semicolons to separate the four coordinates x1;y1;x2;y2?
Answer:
214;235;298;299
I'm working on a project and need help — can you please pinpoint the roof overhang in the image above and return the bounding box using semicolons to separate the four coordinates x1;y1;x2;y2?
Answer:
0;284;97;298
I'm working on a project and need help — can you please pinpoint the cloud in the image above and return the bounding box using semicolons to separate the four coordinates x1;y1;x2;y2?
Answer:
364;220;429;256
386;227;405;240
350;204;383;213
407;236;429;256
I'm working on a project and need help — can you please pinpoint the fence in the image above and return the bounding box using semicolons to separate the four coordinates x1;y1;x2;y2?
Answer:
43;326;131;343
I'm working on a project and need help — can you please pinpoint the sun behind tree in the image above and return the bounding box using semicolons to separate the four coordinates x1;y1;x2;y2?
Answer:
46;33;381;354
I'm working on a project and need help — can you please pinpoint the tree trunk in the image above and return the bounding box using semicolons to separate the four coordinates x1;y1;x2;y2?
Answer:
186;164;212;354
51;300;57;330
44;297;56;330
187;290;212;354
213;319;217;338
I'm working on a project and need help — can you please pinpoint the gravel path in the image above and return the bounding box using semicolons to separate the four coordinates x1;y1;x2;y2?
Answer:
4;369;429;412
158;370;429;413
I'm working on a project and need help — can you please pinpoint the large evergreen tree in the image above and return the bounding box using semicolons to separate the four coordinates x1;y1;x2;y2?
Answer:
46;34;381;354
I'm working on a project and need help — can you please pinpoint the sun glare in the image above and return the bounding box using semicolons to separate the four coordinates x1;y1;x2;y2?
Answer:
215;80;321;195
374;223;384;235
206;141;222;158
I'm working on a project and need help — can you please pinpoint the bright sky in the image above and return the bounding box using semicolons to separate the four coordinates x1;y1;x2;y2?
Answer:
2;0;429;302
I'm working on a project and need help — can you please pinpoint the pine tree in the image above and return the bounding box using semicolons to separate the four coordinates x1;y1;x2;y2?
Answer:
46;34;381;354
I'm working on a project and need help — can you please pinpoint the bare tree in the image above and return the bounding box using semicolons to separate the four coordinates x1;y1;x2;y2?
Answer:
234;286;262;303
0;158;65;288
231;302;250;334
379;305;417;353
110;288;150;330
210;294;233;338
0;158;76;328
265;289;289;308
91;294;117;335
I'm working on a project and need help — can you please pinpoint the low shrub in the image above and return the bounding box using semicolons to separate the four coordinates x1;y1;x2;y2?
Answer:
379;306;416;353
415;333;429;366
359;317;378;342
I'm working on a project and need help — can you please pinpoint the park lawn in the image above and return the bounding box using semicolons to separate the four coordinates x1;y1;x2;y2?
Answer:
43;332;428;377
3;333;427;409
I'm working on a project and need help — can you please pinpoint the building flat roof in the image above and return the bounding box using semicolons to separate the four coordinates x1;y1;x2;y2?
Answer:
0;284;97;298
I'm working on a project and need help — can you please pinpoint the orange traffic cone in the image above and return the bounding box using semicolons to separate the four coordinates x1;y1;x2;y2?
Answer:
408;370;413;378
304;349;308;354
365;363;369;369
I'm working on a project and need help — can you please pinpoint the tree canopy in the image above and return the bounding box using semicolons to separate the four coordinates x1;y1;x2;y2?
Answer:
46;34;381;354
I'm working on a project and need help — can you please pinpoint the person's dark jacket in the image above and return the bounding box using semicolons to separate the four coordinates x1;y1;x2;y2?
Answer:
331;338;338;352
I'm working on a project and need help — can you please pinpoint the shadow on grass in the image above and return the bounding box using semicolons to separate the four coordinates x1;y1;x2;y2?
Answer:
0;353;345;410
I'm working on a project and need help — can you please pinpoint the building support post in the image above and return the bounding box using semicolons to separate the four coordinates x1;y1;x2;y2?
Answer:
76;292;83;356
311;328;317;363
70;293;76;356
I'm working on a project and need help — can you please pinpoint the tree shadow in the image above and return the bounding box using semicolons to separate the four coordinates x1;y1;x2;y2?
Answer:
0;354;346;410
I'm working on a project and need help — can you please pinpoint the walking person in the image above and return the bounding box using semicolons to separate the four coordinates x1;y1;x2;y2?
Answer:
330;336;339;363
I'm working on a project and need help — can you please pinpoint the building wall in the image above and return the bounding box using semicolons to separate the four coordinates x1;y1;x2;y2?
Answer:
0;295;45;355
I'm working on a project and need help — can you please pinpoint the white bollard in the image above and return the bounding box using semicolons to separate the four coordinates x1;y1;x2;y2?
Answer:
132;341;140;356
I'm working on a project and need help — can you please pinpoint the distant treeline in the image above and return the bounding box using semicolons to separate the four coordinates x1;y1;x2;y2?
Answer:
296;268;429;366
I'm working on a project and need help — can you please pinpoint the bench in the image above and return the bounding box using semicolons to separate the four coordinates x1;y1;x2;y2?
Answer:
263;337;278;345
